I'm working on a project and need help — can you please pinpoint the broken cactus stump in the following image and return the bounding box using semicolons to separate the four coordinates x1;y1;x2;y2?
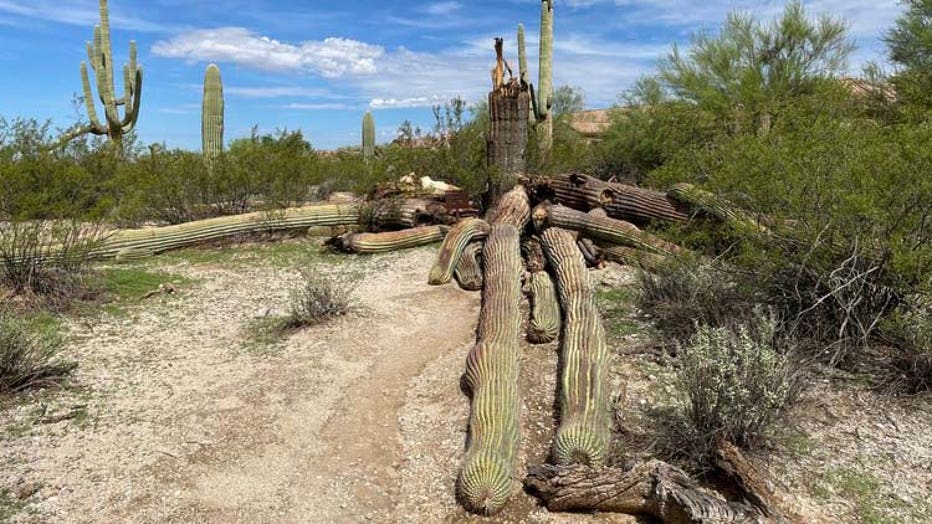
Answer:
540;227;612;466
458;224;523;515
524;462;765;523
428;218;491;285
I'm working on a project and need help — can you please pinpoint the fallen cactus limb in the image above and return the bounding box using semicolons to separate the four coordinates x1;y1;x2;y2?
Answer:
335;225;448;254
459;224;523;515
373;198;454;229
90;204;360;260
539;173;690;224
489;185;531;229
526;271;561;344
428;218;491;285
576;237;605;269
540;227;612;467
454;241;484;291
533;203;683;256
594;243;667;272
524;462;764;522
667;183;766;234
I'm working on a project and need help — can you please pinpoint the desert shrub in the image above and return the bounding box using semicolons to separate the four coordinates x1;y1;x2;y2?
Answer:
664;311;803;466
636;257;761;341
880;299;932;393
0;312;75;394
285;269;355;328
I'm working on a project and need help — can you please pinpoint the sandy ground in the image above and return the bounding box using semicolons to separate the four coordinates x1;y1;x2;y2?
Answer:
1;241;930;523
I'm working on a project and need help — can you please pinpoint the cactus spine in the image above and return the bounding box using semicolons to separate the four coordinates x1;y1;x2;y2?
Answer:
540;227;612;466
459;224;523;514
428;218;491;285
537;0;554;153
362;111;376;159
202;64;224;159
75;0;142;151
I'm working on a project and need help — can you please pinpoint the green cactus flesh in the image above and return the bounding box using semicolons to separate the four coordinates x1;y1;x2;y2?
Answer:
338;225;447;254
454;241;484;291
537;0;553;150
428;218;491;285
78;0;142;146
459;224;523;515
517;24;529;86
202;64;224;158
362;111;376;159
540;227;612;466
667;183;765;234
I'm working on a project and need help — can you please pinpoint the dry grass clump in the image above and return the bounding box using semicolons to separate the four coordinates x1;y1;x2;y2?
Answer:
0;311;75;395
284;269;356;329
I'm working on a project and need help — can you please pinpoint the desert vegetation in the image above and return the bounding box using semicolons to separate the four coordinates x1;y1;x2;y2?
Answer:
1;0;930;522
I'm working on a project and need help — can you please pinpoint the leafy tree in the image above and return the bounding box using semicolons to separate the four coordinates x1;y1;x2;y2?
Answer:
552;85;585;117
884;0;932;71
659;0;853;131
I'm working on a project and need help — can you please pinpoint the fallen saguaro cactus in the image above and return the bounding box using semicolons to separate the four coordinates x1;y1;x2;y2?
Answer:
667;183;766;234
526;271;561;344
540;173;690;225
428;218;491;285
540;227;612;466
373;198;453;229
454;242;484;291
458;224;524;515
533;203;683;256
576;237;605;269
93;204;360;260
524;462;765;522
334;225;447;254
595;243;667;272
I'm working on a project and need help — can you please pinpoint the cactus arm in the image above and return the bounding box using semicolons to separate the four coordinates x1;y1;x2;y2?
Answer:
537;0;554;150
540;227;612;466
527;270;561;344
534;203;683;256
428;218;491;285
518;24;529;86
666;183;766;234
80;62;107;135
336;225;448;254
459;224;523;514
454;241;484;291
120;68;142;130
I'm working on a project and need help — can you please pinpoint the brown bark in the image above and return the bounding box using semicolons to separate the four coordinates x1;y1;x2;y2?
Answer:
715;442;802;522
539;173;690;225
524;462;766;523
488;80;530;204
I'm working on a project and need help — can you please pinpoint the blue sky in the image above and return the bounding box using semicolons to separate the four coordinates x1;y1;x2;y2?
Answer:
0;1;904;150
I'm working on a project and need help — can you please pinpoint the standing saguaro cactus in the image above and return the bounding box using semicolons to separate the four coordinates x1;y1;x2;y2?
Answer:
71;0;142;151
537;0;554;153
202;64;224;159
362;111;376;159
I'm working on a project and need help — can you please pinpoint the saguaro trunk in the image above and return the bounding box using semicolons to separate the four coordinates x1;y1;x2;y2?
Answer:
487;82;530;202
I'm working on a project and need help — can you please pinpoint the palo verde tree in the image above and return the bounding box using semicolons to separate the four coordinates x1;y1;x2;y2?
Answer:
658;0;852;133
884;0;932;110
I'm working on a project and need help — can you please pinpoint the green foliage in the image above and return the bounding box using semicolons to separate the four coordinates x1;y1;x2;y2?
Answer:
659;0;852;129
551;85;585;117
0;310;76;394
672;312;803;465
884;0;932;72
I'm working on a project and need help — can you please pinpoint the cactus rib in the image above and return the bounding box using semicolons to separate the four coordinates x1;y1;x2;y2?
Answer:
526;271;560;344
454;241;484;291
540;227;612;466
459;224;523;515
337;225;447;254
428;218;491;285
362;112;376;159
490;185;532;229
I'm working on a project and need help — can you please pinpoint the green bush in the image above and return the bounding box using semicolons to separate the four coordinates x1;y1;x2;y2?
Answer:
0;312;75;394
668;311;803;466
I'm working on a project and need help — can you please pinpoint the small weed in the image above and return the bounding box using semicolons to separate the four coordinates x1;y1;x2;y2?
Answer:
0;311;75;395
284;270;355;329
815;467;901;523
597;286;641;340
243;315;291;350
0;488;27;521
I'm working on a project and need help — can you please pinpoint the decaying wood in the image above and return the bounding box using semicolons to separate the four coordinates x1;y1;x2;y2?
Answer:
524;462;765;523
535;173;690;225
488;78;530;201
374;198;455;229
715;441;801;522
533;203;684;256
576;238;605;268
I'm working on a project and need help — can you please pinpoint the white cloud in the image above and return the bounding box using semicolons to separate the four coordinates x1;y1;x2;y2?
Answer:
285;102;356;110
422;1;463;16
0;0;174;32
370;96;447;109
224;86;340;98
152;27;384;77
